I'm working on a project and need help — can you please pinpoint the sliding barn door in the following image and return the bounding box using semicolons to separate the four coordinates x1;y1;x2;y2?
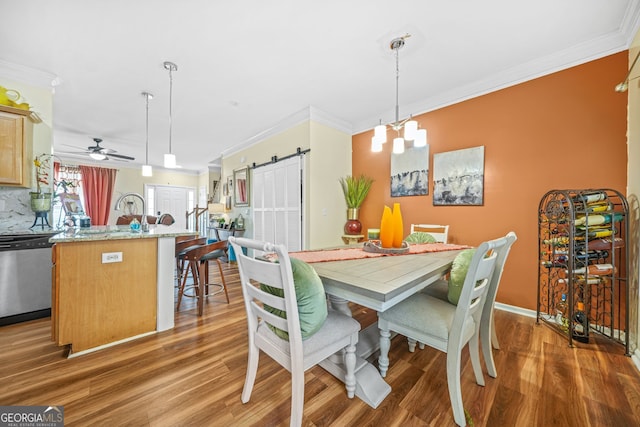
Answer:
252;156;303;251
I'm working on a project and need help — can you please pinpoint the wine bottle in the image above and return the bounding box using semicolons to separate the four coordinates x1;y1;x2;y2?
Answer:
570;263;614;276
556;293;568;331
572;301;589;343
543;236;570;246
573;191;607;204
574;228;615;239
574;212;623;226
575;250;609;262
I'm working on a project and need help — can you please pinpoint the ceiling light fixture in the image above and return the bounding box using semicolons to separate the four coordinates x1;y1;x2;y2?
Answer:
372;34;427;154
89;152;107;161
163;61;178;168
141;91;153;177
615;48;640;92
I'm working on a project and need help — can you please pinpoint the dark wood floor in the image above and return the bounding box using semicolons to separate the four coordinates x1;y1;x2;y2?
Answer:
1;262;639;426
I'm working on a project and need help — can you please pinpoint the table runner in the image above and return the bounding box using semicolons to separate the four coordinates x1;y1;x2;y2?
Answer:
289;242;471;263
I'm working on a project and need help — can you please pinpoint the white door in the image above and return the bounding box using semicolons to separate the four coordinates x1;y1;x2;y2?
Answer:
147;185;192;229
252;156;303;251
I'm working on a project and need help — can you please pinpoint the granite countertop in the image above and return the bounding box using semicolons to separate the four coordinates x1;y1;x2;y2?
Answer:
49;224;198;243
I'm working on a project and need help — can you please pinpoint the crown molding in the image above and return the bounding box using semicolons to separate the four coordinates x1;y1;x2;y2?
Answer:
222;105;352;159
0;59;60;89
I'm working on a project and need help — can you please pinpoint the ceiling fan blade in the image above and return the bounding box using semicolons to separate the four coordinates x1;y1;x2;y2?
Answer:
107;153;135;161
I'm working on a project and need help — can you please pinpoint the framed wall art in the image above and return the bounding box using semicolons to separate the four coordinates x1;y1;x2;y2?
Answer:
390;145;429;197
433;146;484;206
233;167;250;207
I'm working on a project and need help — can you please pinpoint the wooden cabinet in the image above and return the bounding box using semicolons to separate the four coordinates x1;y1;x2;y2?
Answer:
0;105;33;187
52;238;158;354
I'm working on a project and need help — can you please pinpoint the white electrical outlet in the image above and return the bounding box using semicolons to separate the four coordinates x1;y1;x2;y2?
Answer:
102;252;123;263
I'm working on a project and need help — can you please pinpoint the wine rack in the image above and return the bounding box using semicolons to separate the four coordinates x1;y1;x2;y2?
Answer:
537;189;630;354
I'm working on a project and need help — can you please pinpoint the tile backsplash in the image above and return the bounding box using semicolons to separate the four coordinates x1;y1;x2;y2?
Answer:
0;187;56;233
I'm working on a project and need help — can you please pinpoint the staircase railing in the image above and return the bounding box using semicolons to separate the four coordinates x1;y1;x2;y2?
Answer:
186;205;209;237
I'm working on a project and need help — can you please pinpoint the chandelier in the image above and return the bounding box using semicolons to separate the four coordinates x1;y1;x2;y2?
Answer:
371;34;427;154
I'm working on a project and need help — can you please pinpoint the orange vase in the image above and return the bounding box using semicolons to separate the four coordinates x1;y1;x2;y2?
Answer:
392;203;404;248
379;206;394;248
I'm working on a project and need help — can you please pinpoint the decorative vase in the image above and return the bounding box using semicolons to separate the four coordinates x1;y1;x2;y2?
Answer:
344;208;362;235
392;203;404;248
379;205;394;248
29;192;52;213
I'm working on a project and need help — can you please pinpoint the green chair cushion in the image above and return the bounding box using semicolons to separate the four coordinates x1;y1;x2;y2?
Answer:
261;258;328;340
405;232;437;244
448;248;477;305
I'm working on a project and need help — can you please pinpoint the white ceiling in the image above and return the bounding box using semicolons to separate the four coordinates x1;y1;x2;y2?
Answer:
1;0;639;173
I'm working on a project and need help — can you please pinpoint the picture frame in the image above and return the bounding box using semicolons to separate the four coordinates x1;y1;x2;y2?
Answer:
390;145;429;197
233;167;250;207
433;146;484;206
225;176;233;210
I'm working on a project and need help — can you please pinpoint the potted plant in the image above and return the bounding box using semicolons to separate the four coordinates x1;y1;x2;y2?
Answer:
339;174;373;235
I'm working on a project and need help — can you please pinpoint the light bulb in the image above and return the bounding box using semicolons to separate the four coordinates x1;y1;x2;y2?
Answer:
393;137;405;154
404;120;418;140
164;153;176;168
142;164;153;177
89;152;107;160
414;129;427;147
371;137;383;152
374;124;387;143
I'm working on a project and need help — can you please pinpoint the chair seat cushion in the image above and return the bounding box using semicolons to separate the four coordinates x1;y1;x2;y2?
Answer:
379;293;475;343
421;278;449;301
257;309;360;358
448;249;476;305
261;258;328;340
405;232;437;244
200;249;226;261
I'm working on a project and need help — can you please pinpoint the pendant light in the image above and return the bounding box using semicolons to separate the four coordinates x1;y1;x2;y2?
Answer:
141;91;153;177
163;61;178;168
371;34;427;154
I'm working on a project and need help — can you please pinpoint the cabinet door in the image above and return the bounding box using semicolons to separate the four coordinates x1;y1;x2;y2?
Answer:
0;111;26;185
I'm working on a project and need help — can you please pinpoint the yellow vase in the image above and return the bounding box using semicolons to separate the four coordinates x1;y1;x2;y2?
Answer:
379;206;394;248
392;203;404;248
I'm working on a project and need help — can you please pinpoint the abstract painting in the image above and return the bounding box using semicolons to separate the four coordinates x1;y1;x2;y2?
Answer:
390;145;429;197
433;146;484;206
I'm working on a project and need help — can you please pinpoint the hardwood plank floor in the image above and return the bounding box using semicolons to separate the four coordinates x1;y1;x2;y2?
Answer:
1;262;639;426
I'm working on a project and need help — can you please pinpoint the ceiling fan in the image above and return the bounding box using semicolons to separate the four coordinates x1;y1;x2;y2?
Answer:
60;138;135;161
86;138;135;161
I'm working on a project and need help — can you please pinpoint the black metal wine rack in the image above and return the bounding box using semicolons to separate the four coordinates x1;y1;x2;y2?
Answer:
537;188;630;354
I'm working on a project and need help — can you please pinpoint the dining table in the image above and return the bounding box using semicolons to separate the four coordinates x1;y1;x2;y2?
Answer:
289;243;466;409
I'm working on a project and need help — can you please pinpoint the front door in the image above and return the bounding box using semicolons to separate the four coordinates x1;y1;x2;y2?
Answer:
146;185;192;229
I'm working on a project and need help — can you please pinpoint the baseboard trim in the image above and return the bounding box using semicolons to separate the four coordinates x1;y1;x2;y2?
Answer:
494;302;537;318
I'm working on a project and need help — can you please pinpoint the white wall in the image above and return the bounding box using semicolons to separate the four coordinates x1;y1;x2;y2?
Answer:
222;119;351;249
626;35;640;364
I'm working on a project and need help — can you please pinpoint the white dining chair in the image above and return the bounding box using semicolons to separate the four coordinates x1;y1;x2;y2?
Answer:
410;223;450;243
421;231;517;377
378;235;507;427
229;236;360;427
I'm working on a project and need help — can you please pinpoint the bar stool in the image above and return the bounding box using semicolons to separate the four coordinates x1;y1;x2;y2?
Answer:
177;240;229;315
175;236;206;289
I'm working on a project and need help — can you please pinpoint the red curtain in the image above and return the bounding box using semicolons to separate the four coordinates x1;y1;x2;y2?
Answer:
79;165;117;225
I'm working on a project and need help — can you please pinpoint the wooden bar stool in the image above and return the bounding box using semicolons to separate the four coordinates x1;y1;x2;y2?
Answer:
177;240;229;315
175;237;206;289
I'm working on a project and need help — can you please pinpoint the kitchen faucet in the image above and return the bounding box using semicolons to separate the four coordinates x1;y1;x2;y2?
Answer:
115;192;149;232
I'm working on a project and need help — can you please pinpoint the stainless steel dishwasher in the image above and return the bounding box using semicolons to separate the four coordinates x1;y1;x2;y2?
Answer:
0;233;54;326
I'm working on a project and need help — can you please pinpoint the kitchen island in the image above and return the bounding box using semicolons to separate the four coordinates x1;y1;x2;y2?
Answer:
50;225;197;356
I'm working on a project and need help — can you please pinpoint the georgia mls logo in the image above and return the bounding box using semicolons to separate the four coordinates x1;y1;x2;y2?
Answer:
0;405;64;426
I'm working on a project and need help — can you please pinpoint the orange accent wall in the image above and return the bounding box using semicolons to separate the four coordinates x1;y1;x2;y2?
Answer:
352;52;628;311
